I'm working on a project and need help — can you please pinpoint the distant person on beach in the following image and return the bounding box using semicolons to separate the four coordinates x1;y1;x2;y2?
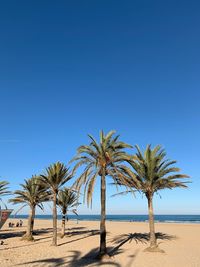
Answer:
19;220;23;227
8;222;15;227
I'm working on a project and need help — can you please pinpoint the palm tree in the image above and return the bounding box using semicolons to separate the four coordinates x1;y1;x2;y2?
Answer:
40;162;73;246
117;145;189;252
9;176;50;241
72;130;132;257
57;187;79;238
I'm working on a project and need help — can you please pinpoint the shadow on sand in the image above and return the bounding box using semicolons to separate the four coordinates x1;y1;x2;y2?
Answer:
0;226;87;241
111;232;177;254
16;247;124;267
58;229;100;247
0;227;53;240
0;230;26;239
2;228;176;266
0;229;101;251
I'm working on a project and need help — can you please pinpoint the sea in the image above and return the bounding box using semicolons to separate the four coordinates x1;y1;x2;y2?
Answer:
10;214;200;224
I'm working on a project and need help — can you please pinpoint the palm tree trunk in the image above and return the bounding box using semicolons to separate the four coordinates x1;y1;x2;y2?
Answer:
22;205;35;241
30;207;35;233
100;169;107;256
61;214;66;238
52;192;57;246
147;196;157;248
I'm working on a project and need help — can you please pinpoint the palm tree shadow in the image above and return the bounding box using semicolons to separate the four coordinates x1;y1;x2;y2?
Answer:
1;239;51;251
34;227;53;235
16;256;69;266
0;230;26;239
111;232;177;254
1;227;53;240
58;229;100;246
16;248;122;267
66;248;122;266
155;232;177;246
65;229;100;237
66;227;86;231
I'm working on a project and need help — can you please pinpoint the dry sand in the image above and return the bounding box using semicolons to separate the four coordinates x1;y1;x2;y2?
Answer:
0;218;200;267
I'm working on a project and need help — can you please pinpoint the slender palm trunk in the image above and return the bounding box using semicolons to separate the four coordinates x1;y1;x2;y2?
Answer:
61;213;66;238
52;192;57;246
147;196;157;248
22;205;35;241
100;169;107;256
30;208;35;233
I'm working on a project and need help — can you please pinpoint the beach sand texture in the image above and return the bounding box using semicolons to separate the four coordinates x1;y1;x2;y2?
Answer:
0;219;200;267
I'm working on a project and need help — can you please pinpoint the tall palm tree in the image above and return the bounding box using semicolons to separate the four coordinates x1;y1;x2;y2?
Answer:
57;187;79;238
9;176;50;241
72;130;132;257
40;162;73;246
117;145;189;252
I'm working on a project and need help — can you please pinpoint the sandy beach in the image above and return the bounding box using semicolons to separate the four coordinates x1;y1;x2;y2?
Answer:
0;218;200;267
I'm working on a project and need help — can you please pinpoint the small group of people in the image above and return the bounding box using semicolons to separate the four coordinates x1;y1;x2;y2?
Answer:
8;219;23;228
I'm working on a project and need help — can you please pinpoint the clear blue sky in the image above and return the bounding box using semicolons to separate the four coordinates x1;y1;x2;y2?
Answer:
0;1;199;215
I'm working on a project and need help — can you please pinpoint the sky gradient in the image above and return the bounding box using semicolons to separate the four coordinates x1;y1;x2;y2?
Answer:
0;1;199;215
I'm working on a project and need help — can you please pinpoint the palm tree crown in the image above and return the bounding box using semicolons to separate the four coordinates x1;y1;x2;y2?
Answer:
9;176;50;209
124;145;189;197
57;188;79;215
40;162;72;194
72;130;132;206
116;144;189;251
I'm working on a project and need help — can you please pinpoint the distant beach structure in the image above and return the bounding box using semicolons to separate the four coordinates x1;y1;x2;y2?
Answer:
0;209;13;230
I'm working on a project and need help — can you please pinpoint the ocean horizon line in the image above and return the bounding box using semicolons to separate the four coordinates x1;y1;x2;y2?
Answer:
10;214;200;224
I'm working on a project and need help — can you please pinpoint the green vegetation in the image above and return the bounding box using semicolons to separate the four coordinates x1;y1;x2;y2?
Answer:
72;130;132;257
40;162;73;246
0;180;9;197
115;145;189;252
57;187;79;238
9;176;50;241
2;130;190;257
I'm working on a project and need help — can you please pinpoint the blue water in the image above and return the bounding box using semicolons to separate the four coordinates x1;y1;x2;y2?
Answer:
10;214;200;223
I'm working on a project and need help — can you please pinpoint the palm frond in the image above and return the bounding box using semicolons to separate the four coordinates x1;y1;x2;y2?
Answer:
40;162;73;193
57;187;80;215
71;130;133;208
0;180;10;196
117;145;190;198
9;176;50;209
